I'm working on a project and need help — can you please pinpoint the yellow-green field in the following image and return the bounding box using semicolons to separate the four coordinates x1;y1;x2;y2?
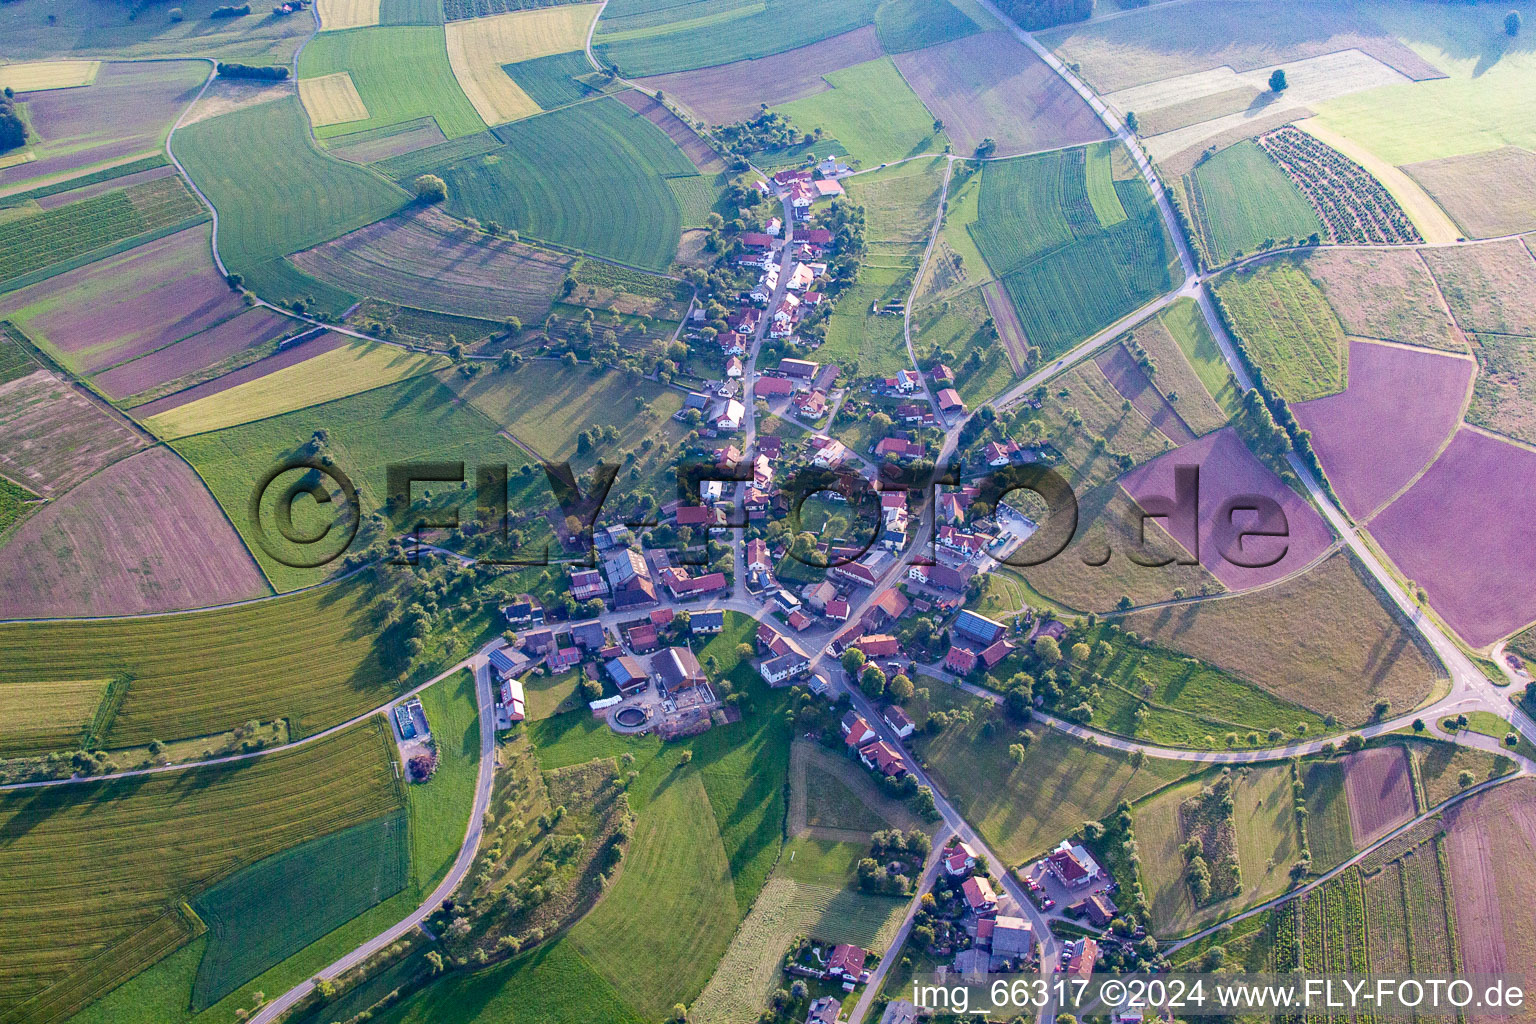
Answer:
1136;764;1302;936
144;340;449;439
0;678;106;757
0;60;99;91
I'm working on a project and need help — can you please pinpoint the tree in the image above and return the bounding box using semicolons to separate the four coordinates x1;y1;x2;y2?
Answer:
1124;110;1139;133
1458;770;1475;788
1343;733;1365;753
1507;9;1522;36
841;647;867;676
860;663;887;699
1269;69;1288;93
413;173;447;202
889;673;914;700
1412;718;1426;733
1034;636;1061;665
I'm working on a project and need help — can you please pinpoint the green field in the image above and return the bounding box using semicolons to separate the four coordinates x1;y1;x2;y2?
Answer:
775;57;946;168
0;678;106;758
1156;296;1243;419
1119;553;1444;728
502;50;599;109
1085;140;1127;227
874;0;984;53
0;720;402;1023
1302;759;1355;870
1214;257;1348;401
1125;300;1232;433
407;670;483;890
365;940;643;1024
1073;623;1330;748
972;145;1180;359
0;570;477;747
914;286;1016;405
1137;765;1301;935
1311;3;1536;165
593;0;883;77
846;155;946;264
0;175;206;288
691;839;908;1024
191;811;409;1009
428;98;691;270
299;26;485;140
174;372;542;590
910;685;1193;866
172;97;406;308
819;264;915;376
1188;141;1323;265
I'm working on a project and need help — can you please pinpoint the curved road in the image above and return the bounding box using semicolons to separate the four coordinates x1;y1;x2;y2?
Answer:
250;651;498;1024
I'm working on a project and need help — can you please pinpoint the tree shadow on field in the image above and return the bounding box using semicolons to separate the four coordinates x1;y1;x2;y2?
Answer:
1361;626;1409;688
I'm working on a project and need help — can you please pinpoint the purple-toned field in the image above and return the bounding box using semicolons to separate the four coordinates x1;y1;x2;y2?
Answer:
0;225;248;375
613;90;726;173
1119;427;1333;590
1371;428;1536;647
892;31;1108;158
0;445;268;618
91;307;296;401
634;25;886;125
32;165;178;209
128;330;347;416
0;61;207;188
0;369;145;497
1294;340;1474;519
290;206;571;323
1095;342;1196;444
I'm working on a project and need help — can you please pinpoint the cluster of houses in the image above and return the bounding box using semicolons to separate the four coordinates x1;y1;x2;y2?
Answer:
839;708;912;781
770;163;846;221
735;228;837;343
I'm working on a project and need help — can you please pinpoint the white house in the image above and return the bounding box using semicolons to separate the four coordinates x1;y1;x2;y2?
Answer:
716;400;745;431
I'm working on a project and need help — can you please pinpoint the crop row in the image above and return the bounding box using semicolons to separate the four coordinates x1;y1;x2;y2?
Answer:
0;720;402;1019
0;177;205;283
1258;127;1421;246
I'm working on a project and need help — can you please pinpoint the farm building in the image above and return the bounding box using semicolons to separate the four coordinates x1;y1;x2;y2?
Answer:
500;677;526;722
954;610;1006;647
991;916;1035;959
607;655;648;694
488;646;532;680
653;646;706;691
1047;841;1103;888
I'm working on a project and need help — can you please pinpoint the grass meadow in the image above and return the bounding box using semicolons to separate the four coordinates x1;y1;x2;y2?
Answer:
775;57;947;168
1188;141;1322;264
1120;553;1446;726
1214;257;1348;401
172;97;406;307
0;720;402;1023
299;26;485;140
173;372;544;590
874;0;984;53
0;569;478;746
909;684;1193;866
972;145;1179;359
1136;764;1301;936
434;98;692;270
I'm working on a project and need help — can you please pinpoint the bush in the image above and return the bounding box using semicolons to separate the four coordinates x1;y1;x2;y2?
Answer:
414;174;448;203
215;62;289;81
211;3;252;15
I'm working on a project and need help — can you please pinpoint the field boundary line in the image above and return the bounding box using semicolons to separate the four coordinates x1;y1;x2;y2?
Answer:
1165;769;1525;948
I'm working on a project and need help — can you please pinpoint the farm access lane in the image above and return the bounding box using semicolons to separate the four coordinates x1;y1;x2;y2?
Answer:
847;830;954;1024
975;0;1535;746
249;651;499;1024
